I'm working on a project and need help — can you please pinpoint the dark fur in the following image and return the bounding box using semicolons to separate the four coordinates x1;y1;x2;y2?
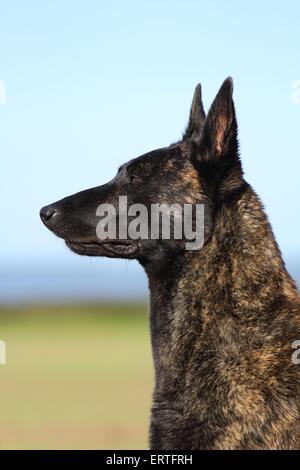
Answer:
40;78;300;449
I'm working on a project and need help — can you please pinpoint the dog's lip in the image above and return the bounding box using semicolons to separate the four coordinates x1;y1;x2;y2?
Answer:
102;241;138;255
66;239;138;254
66;239;135;246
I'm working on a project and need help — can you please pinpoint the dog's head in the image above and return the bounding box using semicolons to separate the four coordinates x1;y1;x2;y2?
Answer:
40;78;243;263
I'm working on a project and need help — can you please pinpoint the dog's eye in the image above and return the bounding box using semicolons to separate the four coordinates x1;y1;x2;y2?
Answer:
129;174;142;184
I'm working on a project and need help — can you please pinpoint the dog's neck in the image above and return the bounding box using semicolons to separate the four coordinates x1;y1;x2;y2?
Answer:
142;183;298;392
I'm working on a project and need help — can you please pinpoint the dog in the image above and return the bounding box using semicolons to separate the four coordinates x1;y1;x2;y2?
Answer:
40;78;300;449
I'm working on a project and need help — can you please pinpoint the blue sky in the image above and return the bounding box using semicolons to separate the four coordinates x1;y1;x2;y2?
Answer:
0;1;299;299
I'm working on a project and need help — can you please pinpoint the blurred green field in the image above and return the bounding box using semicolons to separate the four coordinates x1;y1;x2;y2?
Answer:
0;304;153;449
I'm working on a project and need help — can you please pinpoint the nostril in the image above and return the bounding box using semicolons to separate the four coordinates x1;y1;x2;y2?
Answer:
40;206;57;223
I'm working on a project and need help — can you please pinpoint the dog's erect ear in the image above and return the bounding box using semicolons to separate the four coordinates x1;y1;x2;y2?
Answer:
200;77;238;159
183;84;206;143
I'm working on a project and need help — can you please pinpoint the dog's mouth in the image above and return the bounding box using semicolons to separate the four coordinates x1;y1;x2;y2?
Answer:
65;239;139;258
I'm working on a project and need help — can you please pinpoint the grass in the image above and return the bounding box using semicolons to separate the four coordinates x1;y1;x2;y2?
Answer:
0;304;153;449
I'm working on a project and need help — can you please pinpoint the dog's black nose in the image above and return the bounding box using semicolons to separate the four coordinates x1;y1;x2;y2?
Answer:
40;205;58;224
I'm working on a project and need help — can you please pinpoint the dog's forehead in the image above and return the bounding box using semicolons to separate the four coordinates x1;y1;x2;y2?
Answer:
123;143;189;173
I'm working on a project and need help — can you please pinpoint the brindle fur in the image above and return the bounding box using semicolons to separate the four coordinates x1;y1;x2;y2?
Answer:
40;78;300;449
